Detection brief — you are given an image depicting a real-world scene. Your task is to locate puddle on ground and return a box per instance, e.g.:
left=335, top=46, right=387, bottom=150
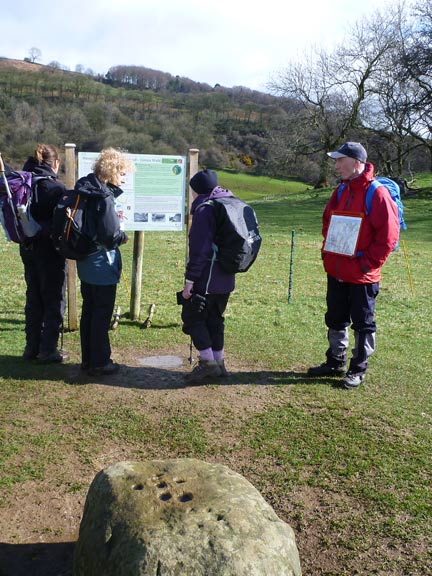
left=138, top=355, right=184, bottom=368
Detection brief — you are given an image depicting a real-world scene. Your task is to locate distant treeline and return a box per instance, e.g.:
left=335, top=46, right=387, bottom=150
left=0, top=61, right=288, bottom=178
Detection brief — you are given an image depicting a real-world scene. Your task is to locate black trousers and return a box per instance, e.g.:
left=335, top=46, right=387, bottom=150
left=324, top=275, right=379, bottom=374
left=80, top=282, right=116, bottom=369
left=20, top=242, right=66, bottom=355
left=181, top=293, right=230, bottom=352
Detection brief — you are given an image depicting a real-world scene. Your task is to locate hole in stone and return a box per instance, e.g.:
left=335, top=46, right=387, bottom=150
left=159, top=492, right=172, bottom=501
left=157, top=481, right=168, bottom=489
left=178, top=492, right=193, bottom=503
left=132, top=483, right=144, bottom=491
left=174, top=478, right=186, bottom=484
left=217, top=514, right=224, bottom=521
left=198, top=523, right=204, bottom=529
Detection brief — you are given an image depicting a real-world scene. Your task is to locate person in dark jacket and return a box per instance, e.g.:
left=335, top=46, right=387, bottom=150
left=180, top=169, right=235, bottom=384
left=76, top=148, right=133, bottom=377
left=308, top=142, right=399, bottom=389
left=20, top=144, right=68, bottom=363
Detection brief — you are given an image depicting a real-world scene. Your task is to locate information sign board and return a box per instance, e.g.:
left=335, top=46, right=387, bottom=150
left=78, top=152, right=186, bottom=231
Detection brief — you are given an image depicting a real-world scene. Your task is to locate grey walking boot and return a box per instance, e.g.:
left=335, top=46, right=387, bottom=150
left=185, top=359, right=222, bottom=384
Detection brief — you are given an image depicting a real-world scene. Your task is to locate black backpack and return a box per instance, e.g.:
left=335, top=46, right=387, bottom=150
left=52, top=190, right=98, bottom=260
left=204, top=196, right=262, bottom=273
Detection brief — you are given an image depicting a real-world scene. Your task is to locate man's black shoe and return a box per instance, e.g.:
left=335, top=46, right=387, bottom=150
left=22, top=347, right=38, bottom=361
left=37, top=349, right=69, bottom=364
left=307, top=362, right=346, bottom=377
left=88, top=361, right=120, bottom=377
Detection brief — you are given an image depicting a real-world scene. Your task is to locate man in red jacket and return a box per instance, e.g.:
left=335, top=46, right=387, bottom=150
left=308, top=142, right=399, bottom=389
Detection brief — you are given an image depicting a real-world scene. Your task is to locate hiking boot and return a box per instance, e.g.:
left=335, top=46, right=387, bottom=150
left=217, top=360, right=230, bottom=378
left=307, top=362, right=346, bottom=377
left=37, top=349, right=69, bottom=364
left=88, top=361, right=120, bottom=377
left=339, top=371, right=365, bottom=390
left=185, top=359, right=222, bottom=384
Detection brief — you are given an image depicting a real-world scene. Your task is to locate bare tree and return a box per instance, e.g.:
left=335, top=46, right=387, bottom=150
left=269, top=7, right=404, bottom=186
left=358, top=1, right=432, bottom=172
left=398, top=0, right=432, bottom=167
left=28, top=47, right=42, bottom=63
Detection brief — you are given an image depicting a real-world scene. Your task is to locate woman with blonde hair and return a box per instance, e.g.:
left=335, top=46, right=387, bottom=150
left=20, top=143, right=68, bottom=363
left=75, top=148, right=134, bottom=376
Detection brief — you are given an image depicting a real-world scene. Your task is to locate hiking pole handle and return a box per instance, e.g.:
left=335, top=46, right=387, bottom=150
left=0, top=153, right=13, bottom=200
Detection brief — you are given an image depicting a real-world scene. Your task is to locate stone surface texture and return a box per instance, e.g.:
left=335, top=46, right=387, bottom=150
left=73, top=459, right=302, bottom=576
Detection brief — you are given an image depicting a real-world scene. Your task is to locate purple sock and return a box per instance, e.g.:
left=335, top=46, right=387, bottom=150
left=213, top=349, right=223, bottom=362
left=199, top=348, right=214, bottom=361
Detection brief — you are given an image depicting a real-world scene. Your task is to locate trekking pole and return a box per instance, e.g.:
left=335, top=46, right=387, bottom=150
left=401, top=239, right=414, bottom=296
left=142, top=303, right=156, bottom=328
left=0, top=153, right=20, bottom=237
left=59, top=321, right=66, bottom=354
left=111, top=305, right=121, bottom=330
left=121, top=268, right=131, bottom=299
left=288, top=230, right=295, bottom=303
left=0, top=153, right=8, bottom=179
left=188, top=337, right=194, bottom=365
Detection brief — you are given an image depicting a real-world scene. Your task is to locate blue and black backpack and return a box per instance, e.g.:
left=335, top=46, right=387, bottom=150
left=337, top=176, right=407, bottom=250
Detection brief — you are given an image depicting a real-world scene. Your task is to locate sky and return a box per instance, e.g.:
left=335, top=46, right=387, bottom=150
left=1, top=0, right=398, bottom=92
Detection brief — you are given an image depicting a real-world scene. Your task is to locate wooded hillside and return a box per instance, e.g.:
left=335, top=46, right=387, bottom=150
left=1, top=0, right=431, bottom=190
left=0, top=58, right=285, bottom=177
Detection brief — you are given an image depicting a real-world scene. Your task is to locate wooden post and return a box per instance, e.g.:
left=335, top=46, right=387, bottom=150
left=187, top=149, right=199, bottom=234
left=185, top=148, right=200, bottom=266
left=64, top=143, right=78, bottom=331
left=130, top=231, right=145, bottom=320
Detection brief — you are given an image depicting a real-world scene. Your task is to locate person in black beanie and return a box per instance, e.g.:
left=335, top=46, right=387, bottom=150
left=180, top=169, right=235, bottom=384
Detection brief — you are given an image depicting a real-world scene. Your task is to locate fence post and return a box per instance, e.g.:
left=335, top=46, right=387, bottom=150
left=130, top=231, right=145, bottom=320
left=64, top=143, right=78, bottom=331
left=288, top=230, right=295, bottom=304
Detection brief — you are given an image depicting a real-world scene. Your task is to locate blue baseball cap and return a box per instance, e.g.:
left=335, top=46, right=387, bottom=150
left=327, top=142, right=367, bottom=163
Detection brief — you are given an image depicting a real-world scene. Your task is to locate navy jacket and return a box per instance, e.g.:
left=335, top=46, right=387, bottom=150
left=186, top=187, right=235, bottom=295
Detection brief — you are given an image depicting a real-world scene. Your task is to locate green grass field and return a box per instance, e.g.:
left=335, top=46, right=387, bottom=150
left=0, top=171, right=431, bottom=575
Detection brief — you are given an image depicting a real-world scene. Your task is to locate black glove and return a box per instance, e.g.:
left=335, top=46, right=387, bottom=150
left=176, top=291, right=207, bottom=313
left=190, top=293, right=207, bottom=313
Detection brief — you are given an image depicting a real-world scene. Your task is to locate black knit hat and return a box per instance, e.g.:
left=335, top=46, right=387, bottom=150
left=189, top=169, right=218, bottom=195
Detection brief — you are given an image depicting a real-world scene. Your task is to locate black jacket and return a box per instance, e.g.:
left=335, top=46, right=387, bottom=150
left=74, top=173, right=126, bottom=250
left=22, top=157, right=67, bottom=227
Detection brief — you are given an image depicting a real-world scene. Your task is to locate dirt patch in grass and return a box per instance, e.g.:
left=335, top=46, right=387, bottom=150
left=0, top=346, right=429, bottom=576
